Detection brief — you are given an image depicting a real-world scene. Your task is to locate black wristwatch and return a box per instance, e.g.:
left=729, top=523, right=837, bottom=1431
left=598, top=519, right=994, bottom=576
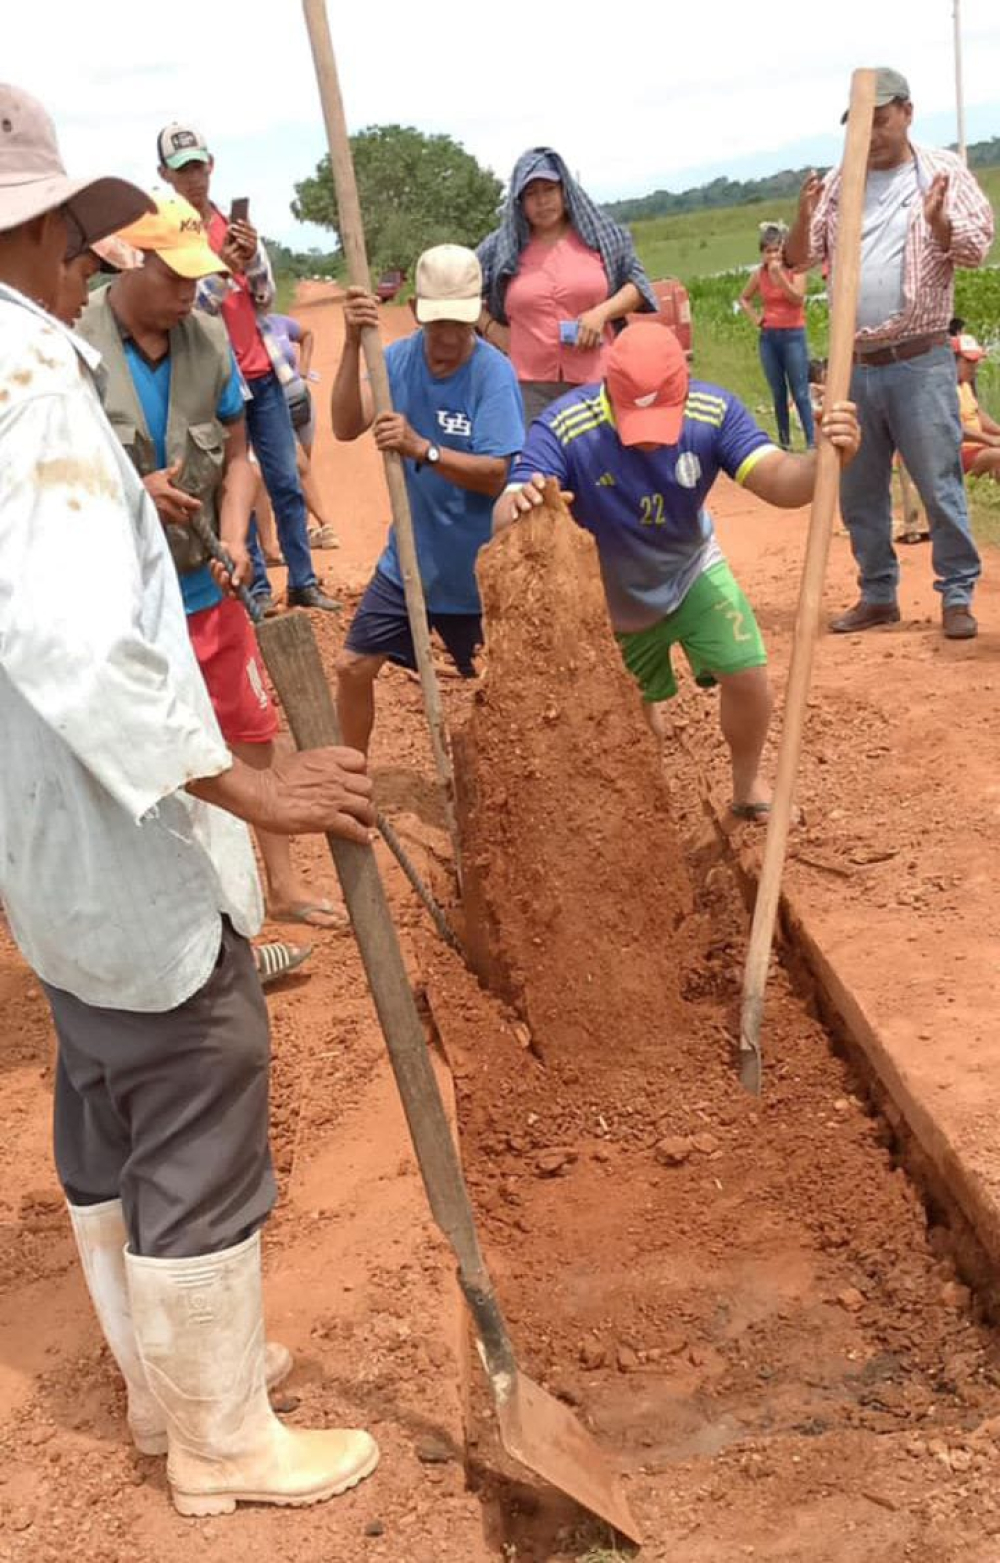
left=422, top=442, right=441, bottom=468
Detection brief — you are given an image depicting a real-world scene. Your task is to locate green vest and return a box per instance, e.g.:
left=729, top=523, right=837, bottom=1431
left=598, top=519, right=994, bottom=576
left=78, top=285, right=237, bottom=574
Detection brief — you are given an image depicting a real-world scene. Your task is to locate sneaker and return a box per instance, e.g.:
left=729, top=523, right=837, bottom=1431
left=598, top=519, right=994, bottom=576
left=829, top=600, right=900, bottom=634
left=942, top=604, right=978, bottom=640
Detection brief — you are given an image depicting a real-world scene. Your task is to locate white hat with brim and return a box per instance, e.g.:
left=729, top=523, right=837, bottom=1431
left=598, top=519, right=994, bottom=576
left=414, top=243, right=483, bottom=325
left=0, top=172, right=152, bottom=242
left=0, top=84, right=152, bottom=241
left=415, top=293, right=481, bottom=325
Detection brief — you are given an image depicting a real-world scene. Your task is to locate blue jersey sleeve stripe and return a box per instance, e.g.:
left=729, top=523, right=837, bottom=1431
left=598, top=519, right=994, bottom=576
left=734, top=443, right=780, bottom=485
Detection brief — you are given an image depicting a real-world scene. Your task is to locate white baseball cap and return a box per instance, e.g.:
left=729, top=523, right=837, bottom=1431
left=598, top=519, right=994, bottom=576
left=414, top=244, right=482, bottom=325
left=0, top=83, right=151, bottom=240
left=157, top=123, right=210, bottom=171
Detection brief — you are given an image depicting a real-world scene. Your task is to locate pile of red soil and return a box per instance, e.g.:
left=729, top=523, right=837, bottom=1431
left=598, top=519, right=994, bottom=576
left=453, top=487, right=694, bottom=1064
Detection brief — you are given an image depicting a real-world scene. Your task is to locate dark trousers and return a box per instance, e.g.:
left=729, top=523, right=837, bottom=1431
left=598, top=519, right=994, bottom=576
left=45, top=920, right=275, bottom=1259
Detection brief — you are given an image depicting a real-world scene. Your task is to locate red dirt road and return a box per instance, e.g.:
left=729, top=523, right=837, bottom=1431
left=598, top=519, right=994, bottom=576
left=2, top=294, right=1000, bottom=1563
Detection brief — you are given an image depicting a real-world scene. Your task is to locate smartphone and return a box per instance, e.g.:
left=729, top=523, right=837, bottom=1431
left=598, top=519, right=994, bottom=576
left=229, top=197, right=250, bottom=225
left=559, top=320, right=580, bottom=346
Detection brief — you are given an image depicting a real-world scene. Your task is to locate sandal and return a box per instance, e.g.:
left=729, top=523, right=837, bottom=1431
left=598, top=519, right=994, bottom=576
left=308, top=523, right=341, bottom=549
left=254, top=941, right=313, bottom=986
left=729, top=801, right=772, bottom=822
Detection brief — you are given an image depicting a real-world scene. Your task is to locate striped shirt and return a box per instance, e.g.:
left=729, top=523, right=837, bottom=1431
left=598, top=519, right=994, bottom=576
left=510, top=380, right=775, bottom=631
left=805, top=144, right=994, bottom=346
left=0, top=284, right=262, bottom=1012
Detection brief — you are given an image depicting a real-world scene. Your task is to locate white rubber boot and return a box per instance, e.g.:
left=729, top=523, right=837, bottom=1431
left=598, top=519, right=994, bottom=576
left=68, top=1201, right=293, bottom=1457
left=68, top=1199, right=170, bottom=1455
left=126, top=1230, right=378, bottom=1516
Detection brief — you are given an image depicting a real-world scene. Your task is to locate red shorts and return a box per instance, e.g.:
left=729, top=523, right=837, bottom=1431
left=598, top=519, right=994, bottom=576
left=961, top=442, right=982, bottom=475
left=188, top=596, right=278, bottom=746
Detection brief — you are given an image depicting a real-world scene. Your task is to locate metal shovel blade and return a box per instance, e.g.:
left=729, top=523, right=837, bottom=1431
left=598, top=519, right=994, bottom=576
left=494, top=1369, right=642, bottom=1545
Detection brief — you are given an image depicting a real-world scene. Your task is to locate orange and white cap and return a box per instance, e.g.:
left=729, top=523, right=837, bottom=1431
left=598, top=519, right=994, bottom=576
left=605, top=325, right=689, bottom=447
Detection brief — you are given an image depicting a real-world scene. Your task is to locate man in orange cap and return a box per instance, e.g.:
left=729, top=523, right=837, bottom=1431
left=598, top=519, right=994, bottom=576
left=494, top=325, right=860, bottom=821
left=76, top=190, right=347, bottom=933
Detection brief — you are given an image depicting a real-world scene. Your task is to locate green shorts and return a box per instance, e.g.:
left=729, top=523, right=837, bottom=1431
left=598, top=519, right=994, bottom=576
left=616, top=561, right=766, bottom=703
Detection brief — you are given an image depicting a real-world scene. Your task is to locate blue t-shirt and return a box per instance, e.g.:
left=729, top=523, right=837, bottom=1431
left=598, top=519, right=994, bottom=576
left=510, top=380, right=776, bottom=632
left=123, top=341, right=245, bottom=616
left=377, top=334, right=524, bottom=614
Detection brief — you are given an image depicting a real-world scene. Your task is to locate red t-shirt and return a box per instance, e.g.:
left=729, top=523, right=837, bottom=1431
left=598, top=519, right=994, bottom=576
left=208, top=210, right=271, bottom=379
left=758, top=264, right=806, bottom=330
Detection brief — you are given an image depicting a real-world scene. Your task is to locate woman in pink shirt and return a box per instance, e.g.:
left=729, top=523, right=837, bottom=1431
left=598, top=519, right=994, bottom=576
left=738, top=223, right=815, bottom=449
left=477, top=148, right=658, bottom=423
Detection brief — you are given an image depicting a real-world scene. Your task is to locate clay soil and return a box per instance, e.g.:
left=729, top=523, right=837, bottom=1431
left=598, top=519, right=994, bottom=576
left=3, top=294, right=1000, bottom=1563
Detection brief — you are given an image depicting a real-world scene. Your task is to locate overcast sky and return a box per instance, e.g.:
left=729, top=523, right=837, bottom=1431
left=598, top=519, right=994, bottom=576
left=6, top=0, right=1000, bottom=249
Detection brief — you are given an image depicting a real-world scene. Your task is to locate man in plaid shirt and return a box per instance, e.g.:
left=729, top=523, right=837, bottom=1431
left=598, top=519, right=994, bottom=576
left=786, top=68, right=994, bottom=640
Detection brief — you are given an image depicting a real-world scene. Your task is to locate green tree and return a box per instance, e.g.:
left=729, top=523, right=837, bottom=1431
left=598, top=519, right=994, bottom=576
left=292, top=124, right=502, bottom=276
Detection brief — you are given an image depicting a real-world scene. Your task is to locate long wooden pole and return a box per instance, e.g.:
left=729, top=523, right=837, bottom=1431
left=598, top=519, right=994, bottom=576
left=738, top=67, right=876, bottom=1094
left=301, top=0, right=461, bottom=878
left=953, top=0, right=967, bottom=163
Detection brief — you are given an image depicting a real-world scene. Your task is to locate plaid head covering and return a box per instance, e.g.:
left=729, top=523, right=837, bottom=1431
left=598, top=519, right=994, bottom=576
left=476, top=146, right=657, bottom=326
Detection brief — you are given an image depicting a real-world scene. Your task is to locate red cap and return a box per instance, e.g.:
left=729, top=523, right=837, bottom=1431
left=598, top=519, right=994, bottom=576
left=606, top=325, right=689, bottom=447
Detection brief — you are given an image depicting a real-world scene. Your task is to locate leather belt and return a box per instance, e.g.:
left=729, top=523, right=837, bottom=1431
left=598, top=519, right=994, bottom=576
left=853, top=331, right=948, bottom=367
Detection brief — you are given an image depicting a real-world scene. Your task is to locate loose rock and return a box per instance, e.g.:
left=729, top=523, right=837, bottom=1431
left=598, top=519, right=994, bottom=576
left=655, top=1136, right=692, bottom=1167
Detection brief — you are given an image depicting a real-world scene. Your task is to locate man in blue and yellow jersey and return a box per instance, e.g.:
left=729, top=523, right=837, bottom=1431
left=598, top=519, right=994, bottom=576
left=494, top=325, right=860, bottom=821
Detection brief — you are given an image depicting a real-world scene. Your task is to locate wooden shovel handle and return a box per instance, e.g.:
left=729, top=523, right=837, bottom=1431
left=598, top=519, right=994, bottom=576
left=739, top=68, right=877, bottom=1091
left=300, top=0, right=461, bottom=876
left=255, top=611, right=515, bottom=1379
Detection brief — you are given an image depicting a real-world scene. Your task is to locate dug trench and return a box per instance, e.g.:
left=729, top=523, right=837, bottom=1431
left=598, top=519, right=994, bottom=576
left=421, top=487, right=1000, bottom=1562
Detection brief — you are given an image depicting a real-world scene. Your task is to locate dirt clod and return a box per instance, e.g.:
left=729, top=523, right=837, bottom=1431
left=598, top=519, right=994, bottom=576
left=579, top=1339, right=606, bottom=1370
left=415, top=1436, right=453, bottom=1465
left=655, top=1136, right=693, bottom=1167
left=940, top=1280, right=972, bottom=1310
left=616, top=1344, right=641, bottom=1374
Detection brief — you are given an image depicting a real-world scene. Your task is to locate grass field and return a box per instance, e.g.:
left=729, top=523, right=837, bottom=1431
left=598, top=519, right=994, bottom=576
left=631, top=166, right=1000, bottom=541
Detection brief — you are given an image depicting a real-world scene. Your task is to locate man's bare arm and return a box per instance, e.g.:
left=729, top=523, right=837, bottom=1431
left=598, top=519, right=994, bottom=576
left=188, top=746, right=375, bottom=843
left=741, top=401, right=860, bottom=509
left=331, top=287, right=377, bottom=440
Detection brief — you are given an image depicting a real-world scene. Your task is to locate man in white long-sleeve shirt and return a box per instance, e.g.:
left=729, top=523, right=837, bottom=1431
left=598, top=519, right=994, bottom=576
left=0, top=86, right=378, bottom=1516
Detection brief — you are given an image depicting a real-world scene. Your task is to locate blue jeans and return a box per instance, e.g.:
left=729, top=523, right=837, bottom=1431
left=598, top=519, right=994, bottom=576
left=758, top=327, right=815, bottom=448
left=840, top=345, right=980, bottom=607
left=244, top=371, right=316, bottom=596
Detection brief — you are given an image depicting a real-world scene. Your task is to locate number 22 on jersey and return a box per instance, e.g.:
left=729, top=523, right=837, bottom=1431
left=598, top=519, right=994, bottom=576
left=638, top=492, right=665, bottom=526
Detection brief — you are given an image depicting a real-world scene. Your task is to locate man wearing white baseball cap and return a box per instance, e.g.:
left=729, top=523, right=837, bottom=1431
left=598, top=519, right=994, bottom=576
left=0, top=85, right=379, bottom=1514
left=332, top=243, right=524, bottom=751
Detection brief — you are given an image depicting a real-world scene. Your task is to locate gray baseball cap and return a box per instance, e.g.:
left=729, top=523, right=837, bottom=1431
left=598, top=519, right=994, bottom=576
left=0, top=83, right=151, bottom=239
left=841, top=67, right=911, bottom=123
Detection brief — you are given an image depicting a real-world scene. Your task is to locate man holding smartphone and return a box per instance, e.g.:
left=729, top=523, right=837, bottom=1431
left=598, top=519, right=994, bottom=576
left=156, top=123, right=337, bottom=614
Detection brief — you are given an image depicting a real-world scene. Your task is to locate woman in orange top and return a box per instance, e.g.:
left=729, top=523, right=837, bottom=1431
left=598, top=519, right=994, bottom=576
left=477, top=147, right=658, bottom=423
left=954, top=333, right=1000, bottom=480
left=739, top=223, right=814, bottom=449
